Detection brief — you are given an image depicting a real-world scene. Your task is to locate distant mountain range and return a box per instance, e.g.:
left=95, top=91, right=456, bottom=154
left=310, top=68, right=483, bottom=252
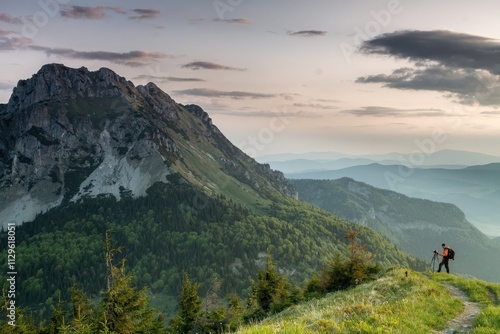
left=257, top=149, right=500, bottom=173
left=291, top=177, right=500, bottom=282
left=285, top=163, right=500, bottom=238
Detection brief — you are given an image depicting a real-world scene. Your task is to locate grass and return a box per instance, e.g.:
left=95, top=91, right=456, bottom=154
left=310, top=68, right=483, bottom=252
left=430, top=273, right=500, bottom=333
left=235, top=269, right=464, bottom=333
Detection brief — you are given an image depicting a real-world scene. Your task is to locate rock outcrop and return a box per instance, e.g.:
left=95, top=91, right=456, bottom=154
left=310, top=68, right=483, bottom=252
left=0, top=64, right=295, bottom=226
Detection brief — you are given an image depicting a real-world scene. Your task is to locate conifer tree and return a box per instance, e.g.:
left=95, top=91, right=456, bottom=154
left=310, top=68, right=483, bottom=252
left=306, top=228, right=381, bottom=294
left=226, top=292, right=244, bottom=331
left=199, top=275, right=226, bottom=333
left=66, top=285, right=96, bottom=333
left=245, top=251, right=290, bottom=321
left=97, top=231, right=164, bottom=334
left=169, top=272, right=202, bottom=334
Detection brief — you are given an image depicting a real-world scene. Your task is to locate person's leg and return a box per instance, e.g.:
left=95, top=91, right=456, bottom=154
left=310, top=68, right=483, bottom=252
left=438, top=259, right=444, bottom=272
left=444, top=259, right=449, bottom=273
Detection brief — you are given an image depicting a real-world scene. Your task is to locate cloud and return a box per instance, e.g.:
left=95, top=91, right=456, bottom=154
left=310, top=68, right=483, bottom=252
left=174, top=88, right=275, bottom=99
left=132, top=74, right=205, bottom=83
left=0, top=13, right=22, bottom=24
left=30, top=45, right=166, bottom=66
left=60, top=6, right=159, bottom=20
left=288, top=30, right=327, bottom=37
left=60, top=6, right=126, bottom=20
left=0, top=81, right=14, bottom=90
left=213, top=18, right=252, bottom=24
left=358, top=30, right=500, bottom=106
left=129, top=9, right=160, bottom=20
left=357, top=65, right=500, bottom=106
left=0, top=35, right=32, bottom=50
left=293, top=103, right=338, bottom=110
left=360, top=30, right=500, bottom=74
left=480, top=110, right=500, bottom=116
left=342, top=106, right=447, bottom=117
left=0, top=29, right=17, bottom=37
left=182, top=61, right=245, bottom=71
left=216, top=110, right=315, bottom=118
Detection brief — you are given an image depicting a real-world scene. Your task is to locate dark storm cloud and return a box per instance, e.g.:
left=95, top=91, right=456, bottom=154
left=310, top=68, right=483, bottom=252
left=358, top=30, right=500, bottom=106
left=360, top=30, right=500, bottom=74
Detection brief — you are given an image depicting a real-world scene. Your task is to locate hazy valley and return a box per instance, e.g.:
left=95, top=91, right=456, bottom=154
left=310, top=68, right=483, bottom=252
left=260, top=152, right=500, bottom=238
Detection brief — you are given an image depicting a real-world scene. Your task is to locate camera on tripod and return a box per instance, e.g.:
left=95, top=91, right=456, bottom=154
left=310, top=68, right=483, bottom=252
left=433, top=249, right=438, bottom=254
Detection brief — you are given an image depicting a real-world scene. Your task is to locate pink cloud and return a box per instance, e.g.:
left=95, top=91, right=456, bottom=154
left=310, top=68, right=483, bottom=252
left=60, top=6, right=126, bottom=20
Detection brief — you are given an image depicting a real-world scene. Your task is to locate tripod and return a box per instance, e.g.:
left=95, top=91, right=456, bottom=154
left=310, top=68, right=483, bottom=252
left=430, top=251, right=439, bottom=272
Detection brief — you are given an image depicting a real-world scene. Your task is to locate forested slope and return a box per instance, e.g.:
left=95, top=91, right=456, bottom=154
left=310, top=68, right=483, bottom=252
left=0, top=176, right=424, bottom=315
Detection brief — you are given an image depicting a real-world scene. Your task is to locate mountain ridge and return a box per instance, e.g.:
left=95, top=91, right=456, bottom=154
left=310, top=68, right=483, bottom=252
left=258, top=149, right=500, bottom=166
left=0, top=63, right=295, bottom=227
left=287, top=162, right=500, bottom=237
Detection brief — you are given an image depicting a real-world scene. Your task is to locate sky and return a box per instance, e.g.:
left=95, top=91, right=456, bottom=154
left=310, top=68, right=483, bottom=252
left=1, top=0, right=500, bottom=159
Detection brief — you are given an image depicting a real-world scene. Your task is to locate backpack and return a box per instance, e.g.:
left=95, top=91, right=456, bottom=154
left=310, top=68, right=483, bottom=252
left=447, top=247, right=455, bottom=260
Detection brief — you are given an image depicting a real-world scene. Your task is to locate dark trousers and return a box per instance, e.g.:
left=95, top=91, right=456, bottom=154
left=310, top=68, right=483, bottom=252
left=438, top=257, right=449, bottom=273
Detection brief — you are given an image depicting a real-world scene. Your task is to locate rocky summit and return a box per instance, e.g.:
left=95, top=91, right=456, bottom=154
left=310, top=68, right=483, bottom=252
left=0, top=64, right=295, bottom=226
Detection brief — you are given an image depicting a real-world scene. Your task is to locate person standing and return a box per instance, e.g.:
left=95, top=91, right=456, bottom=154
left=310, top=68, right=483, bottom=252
left=437, top=243, right=451, bottom=273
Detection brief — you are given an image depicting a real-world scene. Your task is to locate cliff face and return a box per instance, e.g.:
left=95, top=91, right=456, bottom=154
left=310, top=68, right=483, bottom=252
left=0, top=64, right=295, bottom=226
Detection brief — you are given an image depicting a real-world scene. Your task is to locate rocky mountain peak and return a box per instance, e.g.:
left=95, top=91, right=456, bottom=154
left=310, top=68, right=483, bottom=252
left=6, top=63, right=134, bottom=114
left=1, top=63, right=295, bottom=227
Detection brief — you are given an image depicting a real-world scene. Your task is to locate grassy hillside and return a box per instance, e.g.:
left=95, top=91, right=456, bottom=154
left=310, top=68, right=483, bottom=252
left=236, top=268, right=500, bottom=333
left=291, top=178, right=500, bottom=283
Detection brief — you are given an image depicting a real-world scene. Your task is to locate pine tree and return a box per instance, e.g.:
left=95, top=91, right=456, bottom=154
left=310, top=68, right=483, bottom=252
left=97, top=231, right=164, bottom=334
left=67, top=285, right=95, bottom=333
left=199, top=275, right=226, bottom=333
left=169, top=273, right=202, bottom=334
left=311, top=229, right=381, bottom=293
left=226, top=292, right=244, bottom=332
left=245, top=251, right=290, bottom=321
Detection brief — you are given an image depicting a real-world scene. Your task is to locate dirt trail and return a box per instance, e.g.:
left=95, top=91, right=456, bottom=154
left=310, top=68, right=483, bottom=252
left=437, top=284, right=481, bottom=334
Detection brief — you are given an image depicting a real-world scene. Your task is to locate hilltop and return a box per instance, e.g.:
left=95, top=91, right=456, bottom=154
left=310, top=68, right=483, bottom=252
left=236, top=268, right=500, bottom=333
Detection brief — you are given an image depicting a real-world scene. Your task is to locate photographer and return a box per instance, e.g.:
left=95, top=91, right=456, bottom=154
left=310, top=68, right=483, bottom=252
left=435, top=243, right=451, bottom=273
